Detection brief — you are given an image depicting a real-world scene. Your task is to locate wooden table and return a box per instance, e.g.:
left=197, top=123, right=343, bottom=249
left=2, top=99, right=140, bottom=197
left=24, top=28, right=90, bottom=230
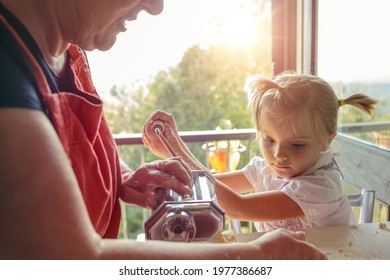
left=236, top=222, right=390, bottom=260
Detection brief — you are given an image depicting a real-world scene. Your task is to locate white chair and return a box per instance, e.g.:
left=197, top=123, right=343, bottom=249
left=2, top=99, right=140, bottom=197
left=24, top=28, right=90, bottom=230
left=347, top=188, right=375, bottom=224
left=230, top=219, right=242, bottom=234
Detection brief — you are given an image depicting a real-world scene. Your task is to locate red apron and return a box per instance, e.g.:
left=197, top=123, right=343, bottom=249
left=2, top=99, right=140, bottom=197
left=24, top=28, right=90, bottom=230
left=1, top=15, right=122, bottom=238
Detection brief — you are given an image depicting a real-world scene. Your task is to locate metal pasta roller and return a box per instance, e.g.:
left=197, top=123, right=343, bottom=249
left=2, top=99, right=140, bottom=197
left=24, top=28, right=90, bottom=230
left=145, top=170, right=225, bottom=242
left=144, top=121, right=225, bottom=242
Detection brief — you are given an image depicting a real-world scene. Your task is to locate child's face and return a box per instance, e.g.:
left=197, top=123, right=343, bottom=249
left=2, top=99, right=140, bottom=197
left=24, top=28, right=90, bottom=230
left=260, top=112, right=327, bottom=179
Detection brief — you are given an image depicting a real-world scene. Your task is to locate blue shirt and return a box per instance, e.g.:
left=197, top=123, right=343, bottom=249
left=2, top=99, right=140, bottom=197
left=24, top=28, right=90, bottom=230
left=0, top=3, right=81, bottom=113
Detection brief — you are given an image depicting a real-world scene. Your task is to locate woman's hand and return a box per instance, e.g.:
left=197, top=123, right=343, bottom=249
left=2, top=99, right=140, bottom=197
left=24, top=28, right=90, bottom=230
left=248, top=229, right=327, bottom=260
left=120, top=157, right=193, bottom=209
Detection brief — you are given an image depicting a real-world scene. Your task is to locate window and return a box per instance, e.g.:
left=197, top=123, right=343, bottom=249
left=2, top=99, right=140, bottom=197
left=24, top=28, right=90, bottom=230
left=317, top=0, right=390, bottom=149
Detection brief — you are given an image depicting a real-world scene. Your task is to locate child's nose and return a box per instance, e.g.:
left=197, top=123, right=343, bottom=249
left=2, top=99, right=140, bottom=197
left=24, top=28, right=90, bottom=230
left=274, top=145, right=288, bottom=160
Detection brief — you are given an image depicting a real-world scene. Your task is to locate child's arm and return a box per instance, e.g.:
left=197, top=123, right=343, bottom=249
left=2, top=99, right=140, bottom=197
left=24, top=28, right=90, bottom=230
left=214, top=170, right=254, bottom=194
left=215, top=181, right=304, bottom=221
left=143, top=110, right=304, bottom=222
left=143, top=111, right=254, bottom=194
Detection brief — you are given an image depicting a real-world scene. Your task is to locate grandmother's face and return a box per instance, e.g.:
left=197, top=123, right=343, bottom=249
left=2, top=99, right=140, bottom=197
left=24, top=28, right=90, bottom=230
left=75, top=0, right=164, bottom=51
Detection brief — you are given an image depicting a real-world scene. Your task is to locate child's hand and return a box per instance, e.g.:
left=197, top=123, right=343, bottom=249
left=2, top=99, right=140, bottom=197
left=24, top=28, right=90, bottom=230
left=147, top=110, right=179, bottom=133
left=142, top=110, right=182, bottom=159
left=143, top=110, right=208, bottom=171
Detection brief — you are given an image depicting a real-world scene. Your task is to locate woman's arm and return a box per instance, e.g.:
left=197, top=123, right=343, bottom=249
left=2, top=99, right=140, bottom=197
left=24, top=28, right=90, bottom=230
left=0, top=108, right=98, bottom=258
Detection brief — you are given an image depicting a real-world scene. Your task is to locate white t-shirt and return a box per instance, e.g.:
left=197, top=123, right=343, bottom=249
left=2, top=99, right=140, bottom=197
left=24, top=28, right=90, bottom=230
left=242, top=150, right=353, bottom=232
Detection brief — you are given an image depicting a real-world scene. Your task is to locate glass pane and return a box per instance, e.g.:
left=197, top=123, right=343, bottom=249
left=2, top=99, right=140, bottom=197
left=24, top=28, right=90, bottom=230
left=87, top=0, right=272, bottom=134
left=317, top=0, right=390, bottom=149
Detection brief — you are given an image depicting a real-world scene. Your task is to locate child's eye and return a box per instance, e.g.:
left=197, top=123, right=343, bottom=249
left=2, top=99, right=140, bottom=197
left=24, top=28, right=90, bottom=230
left=263, top=136, right=274, bottom=143
left=292, top=143, right=305, bottom=148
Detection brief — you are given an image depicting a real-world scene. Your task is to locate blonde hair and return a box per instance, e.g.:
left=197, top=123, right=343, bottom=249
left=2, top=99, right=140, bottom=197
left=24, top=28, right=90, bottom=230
left=246, top=72, right=377, bottom=147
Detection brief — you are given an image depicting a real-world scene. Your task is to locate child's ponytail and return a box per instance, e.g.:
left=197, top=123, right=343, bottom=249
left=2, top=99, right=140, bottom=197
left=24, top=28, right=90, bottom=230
left=339, top=93, right=377, bottom=115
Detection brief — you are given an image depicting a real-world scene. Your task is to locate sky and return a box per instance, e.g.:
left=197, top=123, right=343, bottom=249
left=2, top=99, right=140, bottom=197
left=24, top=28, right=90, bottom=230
left=87, top=0, right=390, bottom=95
left=317, top=0, right=390, bottom=83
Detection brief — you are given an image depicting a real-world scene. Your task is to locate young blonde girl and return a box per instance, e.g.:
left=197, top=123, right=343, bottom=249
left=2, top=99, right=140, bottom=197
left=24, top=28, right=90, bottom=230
left=143, top=72, right=377, bottom=231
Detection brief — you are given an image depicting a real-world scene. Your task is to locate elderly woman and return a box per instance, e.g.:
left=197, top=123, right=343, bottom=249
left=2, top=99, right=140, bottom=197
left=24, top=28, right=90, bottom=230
left=0, top=0, right=326, bottom=260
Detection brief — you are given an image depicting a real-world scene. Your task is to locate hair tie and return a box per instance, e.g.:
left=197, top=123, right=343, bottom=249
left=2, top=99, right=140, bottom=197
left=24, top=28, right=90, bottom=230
left=339, top=99, right=346, bottom=107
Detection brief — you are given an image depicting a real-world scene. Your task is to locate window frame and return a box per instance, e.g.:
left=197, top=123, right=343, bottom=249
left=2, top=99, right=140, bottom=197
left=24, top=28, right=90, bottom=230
left=271, top=0, right=318, bottom=75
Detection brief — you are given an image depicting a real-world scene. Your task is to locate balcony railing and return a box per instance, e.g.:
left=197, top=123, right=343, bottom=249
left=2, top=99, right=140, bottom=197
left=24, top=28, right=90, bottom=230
left=114, top=122, right=390, bottom=238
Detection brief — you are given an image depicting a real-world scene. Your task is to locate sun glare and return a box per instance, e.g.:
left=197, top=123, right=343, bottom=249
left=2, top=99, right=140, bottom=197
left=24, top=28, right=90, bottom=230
left=218, top=13, right=257, bottom=47
left=212, top=0, right=267, bottom=48
left=218, top=5, right=256, bottom=47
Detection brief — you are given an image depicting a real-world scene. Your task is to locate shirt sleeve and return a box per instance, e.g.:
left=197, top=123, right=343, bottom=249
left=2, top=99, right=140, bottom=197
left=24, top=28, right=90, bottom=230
left=280, top=173, right=351, bottom=227
left=241, top=156, right=269, bottom=192
left=0, top=25, right=43, bottom=110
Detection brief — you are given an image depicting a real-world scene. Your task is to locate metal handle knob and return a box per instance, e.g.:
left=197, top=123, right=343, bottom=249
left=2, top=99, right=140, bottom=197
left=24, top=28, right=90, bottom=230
left=151, top=120, right=165, bottom=134
left=151, top=121, right=177, bottom=157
